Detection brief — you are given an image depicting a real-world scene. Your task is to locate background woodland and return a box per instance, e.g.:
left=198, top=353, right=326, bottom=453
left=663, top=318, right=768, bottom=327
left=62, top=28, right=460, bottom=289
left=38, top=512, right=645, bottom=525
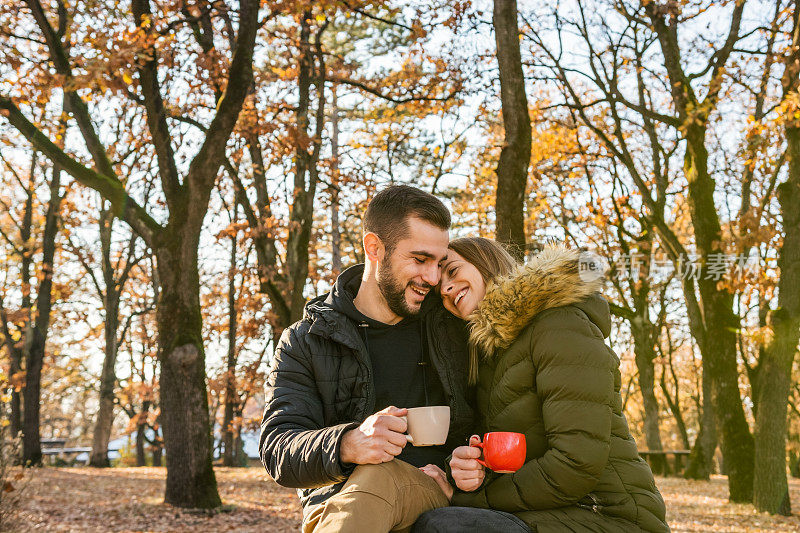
left=0, top=0, right=799, bottom=520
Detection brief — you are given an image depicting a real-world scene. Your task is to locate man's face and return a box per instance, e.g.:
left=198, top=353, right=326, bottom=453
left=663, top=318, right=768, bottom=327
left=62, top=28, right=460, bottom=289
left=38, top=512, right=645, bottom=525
left=377, top=217, right=449, bottom=318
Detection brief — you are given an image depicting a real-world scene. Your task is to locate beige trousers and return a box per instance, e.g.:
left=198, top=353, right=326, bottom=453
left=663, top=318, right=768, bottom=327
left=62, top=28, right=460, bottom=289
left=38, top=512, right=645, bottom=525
left=303, top=459, right=450, bottom=533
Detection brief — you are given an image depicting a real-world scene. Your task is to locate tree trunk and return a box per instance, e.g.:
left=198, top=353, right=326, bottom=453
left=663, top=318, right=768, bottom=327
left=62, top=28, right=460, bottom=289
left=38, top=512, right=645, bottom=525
left=155, top=231, right=220, bottom=508
left=286, top=12, right=324, bottom=325
left=222, top=224, right=238, bottom=468
left=791, top=450, right=800, bottom=478
left=10, top=152, right=36, bottom=439
left=22, top=160, right=62, bottom=466
left=90, top=305, right=118, bottom=467
left=685, top=363, right=717, bottom=479
left=152, top=412, right=163, bottom=467
left=631, top=318, right=666, bottom=475
left=682, top=123, right=754, bottom=502
left=152, top=441, right=163, bottom=467
left=660, top=359, right=691, bottom=450
left=330, top=84, right=342, bottom=275
left=753, top=8, right=800, bottom=512
left=492, top=0, right=531, bottom=260
left=136, top=400, right=151, bottom=467
left=90, top=210, right=120, bottom=467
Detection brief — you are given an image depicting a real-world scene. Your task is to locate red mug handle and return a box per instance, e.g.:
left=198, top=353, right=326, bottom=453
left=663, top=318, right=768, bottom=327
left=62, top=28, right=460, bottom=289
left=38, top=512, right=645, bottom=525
left=470, top=440, right=488, bottom=468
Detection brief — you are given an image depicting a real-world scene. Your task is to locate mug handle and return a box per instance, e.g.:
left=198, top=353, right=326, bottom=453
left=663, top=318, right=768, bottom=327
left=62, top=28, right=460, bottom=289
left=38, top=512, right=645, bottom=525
left=470, top=440, right=488, bottom=468
left=400, top=415, right=413, bottom=443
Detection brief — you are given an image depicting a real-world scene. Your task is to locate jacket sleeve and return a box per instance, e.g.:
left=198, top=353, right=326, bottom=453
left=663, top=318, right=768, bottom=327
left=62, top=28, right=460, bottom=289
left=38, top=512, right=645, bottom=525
left=452, top=308, right=613, bottom=511
left=260, top=325, right=359, bottom=489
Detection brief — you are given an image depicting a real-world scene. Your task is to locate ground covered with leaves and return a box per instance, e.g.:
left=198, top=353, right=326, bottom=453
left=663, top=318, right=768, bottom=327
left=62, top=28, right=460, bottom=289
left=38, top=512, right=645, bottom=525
left=8, top=467, right=800, bottom=532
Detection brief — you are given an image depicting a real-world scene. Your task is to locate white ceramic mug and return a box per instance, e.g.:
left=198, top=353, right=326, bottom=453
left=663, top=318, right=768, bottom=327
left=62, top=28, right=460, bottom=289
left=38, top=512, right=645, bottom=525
left=402, top=406, right=450, bottom=446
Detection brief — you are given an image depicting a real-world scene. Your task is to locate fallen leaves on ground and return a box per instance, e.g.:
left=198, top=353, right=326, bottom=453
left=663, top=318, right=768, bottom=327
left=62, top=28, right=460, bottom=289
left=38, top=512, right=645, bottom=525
left=14, top=467, right=300, bottom=532
left=658, top=475, right=800, bottom=532
left=8, top=468, right=800, bottom=532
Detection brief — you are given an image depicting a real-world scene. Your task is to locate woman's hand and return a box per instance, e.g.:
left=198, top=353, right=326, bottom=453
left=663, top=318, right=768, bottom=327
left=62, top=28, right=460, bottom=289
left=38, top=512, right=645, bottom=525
left=420, top=464, right=454, bottom=501
left=450, top=435, right=485, bottom=492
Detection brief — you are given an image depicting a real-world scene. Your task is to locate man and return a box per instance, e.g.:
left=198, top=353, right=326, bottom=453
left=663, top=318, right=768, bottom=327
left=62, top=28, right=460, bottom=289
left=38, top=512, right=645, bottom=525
left=260, top=185, right=475, bottom=532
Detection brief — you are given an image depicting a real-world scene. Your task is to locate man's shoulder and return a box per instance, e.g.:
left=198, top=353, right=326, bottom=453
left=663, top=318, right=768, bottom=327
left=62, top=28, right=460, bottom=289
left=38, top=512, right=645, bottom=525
left=278, top=297, right=357, bottom=347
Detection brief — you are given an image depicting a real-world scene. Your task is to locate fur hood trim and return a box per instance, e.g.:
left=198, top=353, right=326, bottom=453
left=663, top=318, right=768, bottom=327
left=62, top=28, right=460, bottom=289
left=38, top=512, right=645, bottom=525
left=468, top=247, right=603, bottom=355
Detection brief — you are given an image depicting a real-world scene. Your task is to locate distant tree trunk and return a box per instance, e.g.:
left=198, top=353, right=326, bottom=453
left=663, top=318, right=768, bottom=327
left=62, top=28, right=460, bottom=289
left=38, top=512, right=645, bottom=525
left=659, top=356, right=691, bottom=450
left=90, top=208, right=120, bottom=467
left=11, top=152, right=36, bottom=439
left=152, top=441, right=163, bottom=467
left=232, top=405, right=246, bottom=467
left=22, top=158, right=62, bottom=466
left=330, top=84, right=342, bottom=275
left=685, top=364, right=717, bottom=479
left=222, top=218, right=239, bottom=468
left=286, top=12, right=325, bottom=325
left=753, top=5, right=800, bottom=514
left=136, top=400, right=151, bottom=467
left=492, top=0, right=531, bottom=260
left=631, top=317, right=666, bottom=475
left=152, top=413, right=163, bottom=467
left=0, top=297, right=23, bottom=442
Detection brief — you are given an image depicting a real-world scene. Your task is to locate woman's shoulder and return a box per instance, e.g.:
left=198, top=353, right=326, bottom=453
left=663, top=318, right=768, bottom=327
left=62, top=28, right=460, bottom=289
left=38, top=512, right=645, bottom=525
left=469, top=247, right=605, bottom=355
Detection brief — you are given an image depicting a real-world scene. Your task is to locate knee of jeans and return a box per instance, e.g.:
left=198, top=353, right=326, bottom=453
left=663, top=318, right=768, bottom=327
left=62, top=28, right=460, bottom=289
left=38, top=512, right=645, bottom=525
left=411, top=508, right=450, bottom=532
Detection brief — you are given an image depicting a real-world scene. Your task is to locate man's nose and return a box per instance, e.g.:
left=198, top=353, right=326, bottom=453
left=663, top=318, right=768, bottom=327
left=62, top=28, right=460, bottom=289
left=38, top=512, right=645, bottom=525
left=422, top=263, right=440, bottom=285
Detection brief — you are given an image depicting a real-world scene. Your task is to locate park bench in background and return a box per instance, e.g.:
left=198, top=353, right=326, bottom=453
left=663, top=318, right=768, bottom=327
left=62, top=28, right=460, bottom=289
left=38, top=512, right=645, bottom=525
left=638, top=449, right=691, bottom=477
left=41, top=438, right=92, bottom=465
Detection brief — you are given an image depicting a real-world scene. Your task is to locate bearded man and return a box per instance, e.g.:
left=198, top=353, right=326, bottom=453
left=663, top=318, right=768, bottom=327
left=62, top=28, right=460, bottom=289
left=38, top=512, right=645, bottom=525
left=260, top=185, right=475, bottom=532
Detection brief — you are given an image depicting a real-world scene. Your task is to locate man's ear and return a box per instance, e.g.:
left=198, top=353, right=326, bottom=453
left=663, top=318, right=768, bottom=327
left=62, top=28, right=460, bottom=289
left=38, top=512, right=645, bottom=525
left=363, top=232, right=385, bottom=263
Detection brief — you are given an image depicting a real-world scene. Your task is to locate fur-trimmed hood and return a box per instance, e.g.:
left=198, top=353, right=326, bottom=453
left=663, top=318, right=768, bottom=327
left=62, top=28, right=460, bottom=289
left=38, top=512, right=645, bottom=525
left=468, top=247, right=609, bottom=355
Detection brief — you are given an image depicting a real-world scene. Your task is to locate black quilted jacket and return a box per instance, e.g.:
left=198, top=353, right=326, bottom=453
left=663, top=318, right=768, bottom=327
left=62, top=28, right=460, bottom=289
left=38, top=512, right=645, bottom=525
left=260, top=264, right=475, bottom=514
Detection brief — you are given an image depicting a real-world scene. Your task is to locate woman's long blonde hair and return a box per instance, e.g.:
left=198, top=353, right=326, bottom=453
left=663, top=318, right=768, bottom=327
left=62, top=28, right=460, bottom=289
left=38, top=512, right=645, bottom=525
left=447, top=237, right=518, bottom=383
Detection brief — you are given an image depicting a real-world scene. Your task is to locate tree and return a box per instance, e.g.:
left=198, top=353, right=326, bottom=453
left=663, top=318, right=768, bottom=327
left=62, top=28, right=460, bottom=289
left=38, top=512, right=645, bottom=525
left=0, top=0, right=258, bottom=507
left=228, top=3, right=466, bottom=338
left=65, top=201, right=148, bottom=467
left=752, top=0, right=800, bottom=514
left=0, top=149, right=38, bottom=440
left=0, top=135, right=64, bottom=467
left=492, top=0, right=531, bottom=259
left=523, top=0, right=756, bottom=501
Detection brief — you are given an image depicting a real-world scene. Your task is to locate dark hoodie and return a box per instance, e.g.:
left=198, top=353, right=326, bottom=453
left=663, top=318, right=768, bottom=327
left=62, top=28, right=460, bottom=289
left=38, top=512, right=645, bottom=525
left=260, top=264, right=475, bottom=513
left=333, top=269, right=449, bottom=469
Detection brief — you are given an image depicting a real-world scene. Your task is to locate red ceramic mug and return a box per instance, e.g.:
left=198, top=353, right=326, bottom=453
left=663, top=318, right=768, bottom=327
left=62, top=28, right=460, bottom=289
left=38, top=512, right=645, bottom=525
left=470, top=432, right=526, bottom=473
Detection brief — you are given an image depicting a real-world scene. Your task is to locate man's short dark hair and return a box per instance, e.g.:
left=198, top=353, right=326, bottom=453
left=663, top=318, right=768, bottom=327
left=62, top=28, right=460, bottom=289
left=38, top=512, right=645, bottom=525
left=363, top=185, right=451, bottom=253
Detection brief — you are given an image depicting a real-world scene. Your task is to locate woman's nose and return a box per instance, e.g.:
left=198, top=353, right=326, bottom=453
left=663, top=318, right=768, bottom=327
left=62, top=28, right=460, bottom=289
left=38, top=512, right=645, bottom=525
left=443, top=283, right=452, bottom=294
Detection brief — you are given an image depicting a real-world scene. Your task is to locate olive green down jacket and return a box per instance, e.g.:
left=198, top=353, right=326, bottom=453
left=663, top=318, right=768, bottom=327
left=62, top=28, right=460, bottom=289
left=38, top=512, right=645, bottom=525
left=451, top=248, right=669, bottom=532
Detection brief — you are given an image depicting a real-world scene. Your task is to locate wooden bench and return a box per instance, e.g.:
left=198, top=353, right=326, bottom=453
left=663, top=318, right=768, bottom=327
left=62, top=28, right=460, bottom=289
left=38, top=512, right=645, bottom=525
left=638, top=450, right=691, bottom=476
left=42, top=446, right=93, bottom=464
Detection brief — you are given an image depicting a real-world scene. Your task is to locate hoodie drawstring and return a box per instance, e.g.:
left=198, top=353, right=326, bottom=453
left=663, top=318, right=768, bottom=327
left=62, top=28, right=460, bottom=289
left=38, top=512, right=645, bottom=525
left=419, top=320, right=429, bottom=406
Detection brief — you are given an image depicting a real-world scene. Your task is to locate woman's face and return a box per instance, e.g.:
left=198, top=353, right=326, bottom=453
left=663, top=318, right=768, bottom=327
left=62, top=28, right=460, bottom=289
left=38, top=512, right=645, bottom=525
left=440, top=250, right=486, bottom=319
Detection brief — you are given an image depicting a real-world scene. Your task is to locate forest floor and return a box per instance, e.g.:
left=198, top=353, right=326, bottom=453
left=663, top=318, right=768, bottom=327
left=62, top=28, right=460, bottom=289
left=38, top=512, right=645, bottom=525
left=6, top=467, right=800, bottom=532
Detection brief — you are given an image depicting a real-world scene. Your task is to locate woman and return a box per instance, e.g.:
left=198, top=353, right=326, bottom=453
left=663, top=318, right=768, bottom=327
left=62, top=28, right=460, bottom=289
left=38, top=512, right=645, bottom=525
left=417, top=238, right=669, bottom=532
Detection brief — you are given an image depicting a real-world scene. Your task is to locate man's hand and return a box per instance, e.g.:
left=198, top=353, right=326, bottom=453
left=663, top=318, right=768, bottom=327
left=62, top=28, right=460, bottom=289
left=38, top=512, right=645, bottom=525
left=340, top=406, right=409, bottom=465
left=420, top=464, right=454, bottom=501
left=450, top=435, right=485, bottom=492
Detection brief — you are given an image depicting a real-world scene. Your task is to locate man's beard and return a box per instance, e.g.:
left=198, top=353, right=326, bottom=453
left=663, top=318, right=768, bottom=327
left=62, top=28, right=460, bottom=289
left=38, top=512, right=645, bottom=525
left=378, top=253, right=430, bottom=318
